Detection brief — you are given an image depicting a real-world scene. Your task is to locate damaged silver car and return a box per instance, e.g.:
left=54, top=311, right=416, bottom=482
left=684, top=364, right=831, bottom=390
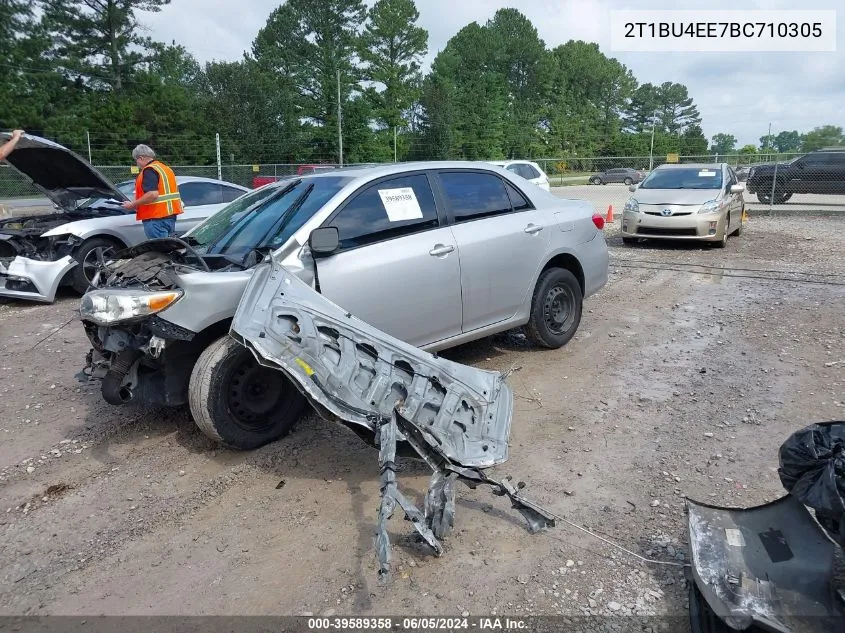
left=0, top=132, right=248, bottom=302
left=79, top=162, right=609, bottom=449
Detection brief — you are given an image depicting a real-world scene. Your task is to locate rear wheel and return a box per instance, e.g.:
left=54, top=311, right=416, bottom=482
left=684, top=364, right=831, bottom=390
left=189, top=335, right=308, bottom=450
left=525, top=268, right=583, bottom=349
left=756, top=183, right=790, bottom=205
left=623, top=177, right=633, bottom=185
left=70, top=237, right=122, bottom=294
left=590, top=176, right=603, bottom=185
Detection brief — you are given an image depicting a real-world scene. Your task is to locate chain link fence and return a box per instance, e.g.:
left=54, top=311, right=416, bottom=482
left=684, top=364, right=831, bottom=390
left=3, top=152, right=844, bottom=217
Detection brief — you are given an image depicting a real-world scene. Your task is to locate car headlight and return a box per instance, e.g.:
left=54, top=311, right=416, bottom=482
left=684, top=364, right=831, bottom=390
left=80, top=289, right=183, bottom=325
left=698, top=199, right=723, bottom=214
left=624, top=199, right=639, bottom=213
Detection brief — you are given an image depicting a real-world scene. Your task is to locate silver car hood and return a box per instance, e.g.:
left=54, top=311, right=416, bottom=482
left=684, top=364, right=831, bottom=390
left=229, top=261, right=513, bottom=468
left=633, top=187, right=722, bottom=206
left=0, top=132, right=127, bottom=209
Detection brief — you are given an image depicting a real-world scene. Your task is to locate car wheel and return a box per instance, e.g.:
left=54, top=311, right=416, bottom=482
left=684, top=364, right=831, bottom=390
left=590, top=176, right=603, bottom=185
left=756, top=184, right=789, bottom=205
left=622, top=237, right=638, bottom=245
left=624, top=177, right=633, bottom=185
left=189, top=335, right=308, bottom=450
left=525, top=268, right=583, bottom=349
left=70, top=237, right=122, bottom=294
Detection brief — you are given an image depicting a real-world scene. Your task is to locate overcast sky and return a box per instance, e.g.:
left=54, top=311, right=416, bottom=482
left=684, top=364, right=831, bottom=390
left=140, top=0, right=843, bottom=148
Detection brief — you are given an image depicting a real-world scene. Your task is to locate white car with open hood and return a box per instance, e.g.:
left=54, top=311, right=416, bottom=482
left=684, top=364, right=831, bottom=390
left=0, top=132, right=249, bottom=302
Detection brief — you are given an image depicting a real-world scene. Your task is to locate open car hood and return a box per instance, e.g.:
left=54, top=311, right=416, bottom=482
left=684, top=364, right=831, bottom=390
left=0, top=132, right=128, bottom=209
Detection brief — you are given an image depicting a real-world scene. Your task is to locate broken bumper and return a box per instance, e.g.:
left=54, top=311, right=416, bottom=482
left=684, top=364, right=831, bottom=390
left=686, top=494, right=844, bottom=632
left=0, top=255, right=76, bottom=302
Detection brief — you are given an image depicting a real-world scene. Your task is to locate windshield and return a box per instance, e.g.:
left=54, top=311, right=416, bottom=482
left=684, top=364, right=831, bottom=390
left=638, top=167, right=723, bottom=189
left=74, top=181, right=135, bottom=210
left=186, top=176, right=350, bottom=257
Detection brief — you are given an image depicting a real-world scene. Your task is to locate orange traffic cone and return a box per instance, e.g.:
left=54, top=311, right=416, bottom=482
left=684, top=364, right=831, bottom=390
left=606, top=204, right=614, bottom=222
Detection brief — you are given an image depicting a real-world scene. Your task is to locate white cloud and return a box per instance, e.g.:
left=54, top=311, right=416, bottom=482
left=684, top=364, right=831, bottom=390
left=138, top=0, right=845, bottom=148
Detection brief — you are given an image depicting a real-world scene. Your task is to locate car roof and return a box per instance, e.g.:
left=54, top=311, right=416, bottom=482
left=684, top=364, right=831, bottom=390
left=654, top=163, right=725, bottom=170
left=301, top=160, right=524, bottom=182
left=116, top=175, right=249, bottom=189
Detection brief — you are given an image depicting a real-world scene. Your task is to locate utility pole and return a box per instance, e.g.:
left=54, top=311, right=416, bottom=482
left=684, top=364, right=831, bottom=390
left=394, top=127, right=397, bottom=163
left=649, top=111, right=657, bottom=171
left=86, top=131, right=92, bottom=163
left=337, top=69, right=343, bottom=167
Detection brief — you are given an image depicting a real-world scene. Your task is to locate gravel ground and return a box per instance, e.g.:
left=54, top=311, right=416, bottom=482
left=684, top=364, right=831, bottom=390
left=0, top=215, right=843, bottom=622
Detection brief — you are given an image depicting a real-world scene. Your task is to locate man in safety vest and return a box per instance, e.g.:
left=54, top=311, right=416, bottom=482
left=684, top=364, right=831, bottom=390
left=121, top=144, right=184, bottom=239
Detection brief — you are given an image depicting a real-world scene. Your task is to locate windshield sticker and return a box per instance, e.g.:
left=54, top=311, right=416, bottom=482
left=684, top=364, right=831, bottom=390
left=698, top=170, right=717, bottom=177
left=378, top=187, right=423, bottom=221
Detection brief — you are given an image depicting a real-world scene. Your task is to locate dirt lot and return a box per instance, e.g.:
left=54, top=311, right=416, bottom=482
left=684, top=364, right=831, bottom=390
left=1, top=215, right=843, bottom=621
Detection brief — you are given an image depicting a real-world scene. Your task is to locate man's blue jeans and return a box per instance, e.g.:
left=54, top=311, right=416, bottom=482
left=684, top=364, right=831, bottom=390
left=142, top=216, right=177, bottom=239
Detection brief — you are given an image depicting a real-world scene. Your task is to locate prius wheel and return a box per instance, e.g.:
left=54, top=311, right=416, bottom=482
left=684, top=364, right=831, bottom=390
left=189, top=335, right=307, bottom=450
left=70, top=237, right=121, bottom=294
left=526, top=268, right=583, bottom=349
left=713, top=215, right=729, bottom=249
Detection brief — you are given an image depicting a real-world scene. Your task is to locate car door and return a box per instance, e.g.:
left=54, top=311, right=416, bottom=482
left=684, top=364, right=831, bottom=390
left=434, top=170, right=551, bottom=332
left=724, top=168, right=741, bottom=224
left=313, top=172, right=463, bottom=347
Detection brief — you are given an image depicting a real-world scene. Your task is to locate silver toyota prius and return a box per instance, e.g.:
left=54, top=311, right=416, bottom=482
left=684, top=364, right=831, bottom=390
left=621, top=163, right=746, bottom=248
left=78, top=161, right=609, bottom=449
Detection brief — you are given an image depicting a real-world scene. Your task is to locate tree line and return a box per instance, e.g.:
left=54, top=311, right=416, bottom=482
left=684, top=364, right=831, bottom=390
left=710, top=126, right=845, bottom=157
left=1, top=0, right=838, bottom=168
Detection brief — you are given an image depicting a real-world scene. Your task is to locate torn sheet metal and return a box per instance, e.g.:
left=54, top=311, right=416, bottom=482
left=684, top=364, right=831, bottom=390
left=230, top=261, right=555, bottom=580
left=230, top=260, right=513, bottom=468
left=686, top=495, right=844, bottom=633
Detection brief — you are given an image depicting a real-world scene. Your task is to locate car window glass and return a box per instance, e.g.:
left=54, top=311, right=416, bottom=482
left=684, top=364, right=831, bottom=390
left=522, top=164, right=540, bottom=179
left=179, top=183, right=222, bottom=206
left=638, top=167, right=723, bottom=189
left=220, top=185, right=245, bottom=203
left=330, top=173, right=439, bottom=250
left=506, top=165, right=520, bottom=174
left=440, top=172, right=512, bottom=222
left=505, top=181, right=532, bottom=211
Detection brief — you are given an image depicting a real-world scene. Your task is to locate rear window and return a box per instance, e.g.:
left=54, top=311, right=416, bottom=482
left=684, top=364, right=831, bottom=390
left=439, top=172, right=512, bottom=222
left=639, top=167, right=723, bottom=189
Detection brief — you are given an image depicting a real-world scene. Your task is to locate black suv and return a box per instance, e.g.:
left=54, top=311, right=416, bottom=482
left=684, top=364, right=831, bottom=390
left=746, top=148, right=845, bottom=204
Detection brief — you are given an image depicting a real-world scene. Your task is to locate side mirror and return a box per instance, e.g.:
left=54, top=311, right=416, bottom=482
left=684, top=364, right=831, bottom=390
left=730, top=184, right=745, bottom=194
left=308, top=226, right=339, bottom=257
left=628, top=184, right=638, bottom=192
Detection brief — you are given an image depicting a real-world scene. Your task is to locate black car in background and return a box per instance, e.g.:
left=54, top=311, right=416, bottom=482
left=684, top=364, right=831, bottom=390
left=745, top=148, right=845, bottom=204
left=589, top=167, right=645, bottom=185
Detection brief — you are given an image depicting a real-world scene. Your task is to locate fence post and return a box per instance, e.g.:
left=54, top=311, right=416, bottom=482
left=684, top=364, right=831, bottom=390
left=769, top=162, right=778, bottom=217
left=215, top=133, right=222, bottom=181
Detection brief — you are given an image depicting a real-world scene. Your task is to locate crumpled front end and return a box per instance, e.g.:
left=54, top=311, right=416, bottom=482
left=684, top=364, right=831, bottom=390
left=0, top=255, right=77, bottom=302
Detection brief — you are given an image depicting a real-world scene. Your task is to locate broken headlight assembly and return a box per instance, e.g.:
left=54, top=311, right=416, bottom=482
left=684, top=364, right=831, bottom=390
left=80, top=289, right=183, bottom=325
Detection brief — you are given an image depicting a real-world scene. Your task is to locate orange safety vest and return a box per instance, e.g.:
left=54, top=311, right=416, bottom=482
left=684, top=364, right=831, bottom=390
left=134, top=160, right=184, bottom=221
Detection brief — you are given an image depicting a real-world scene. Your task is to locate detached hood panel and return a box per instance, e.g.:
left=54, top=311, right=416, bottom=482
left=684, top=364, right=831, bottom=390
left=0, top=133, right=127, bottom=208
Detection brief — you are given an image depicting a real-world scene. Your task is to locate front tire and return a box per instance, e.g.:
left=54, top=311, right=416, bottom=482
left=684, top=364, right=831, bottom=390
left=623, top=177, right=633, bottom=185
left=70, top=237, right=122, bottom=294
left=525, top=268, right=583, bottom=349
left=590, top=176, right=603, bottom=185
left=189, top=335, right=308, bottom=450
left=713, top=214, right=729, bottom=249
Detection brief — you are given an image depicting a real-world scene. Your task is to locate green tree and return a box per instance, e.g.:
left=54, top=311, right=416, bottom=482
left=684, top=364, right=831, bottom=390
left=774, top=130, right=802, bottom=153
left=622, top=83, right=660, bottom=133
left=710, top=133, right=737, bottom=155
left=359, top=0, right=428, bottom=138
left=800, top=125, right=844, bottom=151
left=486, top=9, right=554, bottom=157
left=545, top=40, right=634, bottom=156
left=680, top=124, right=707, bottom=155
left=41, top=0, right=172, bottom=91
left=655, top=82, right=701, bottom=134
left=738, top=144, right=758, bottom=155
left=252, top=0, right=368, bottom=161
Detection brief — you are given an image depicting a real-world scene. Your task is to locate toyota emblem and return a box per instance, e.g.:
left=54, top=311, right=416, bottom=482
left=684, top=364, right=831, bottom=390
left=661, top=208, right=672, bottom=216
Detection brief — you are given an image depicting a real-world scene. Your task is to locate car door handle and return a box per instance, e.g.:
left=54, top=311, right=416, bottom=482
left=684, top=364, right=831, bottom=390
left=524, top=224, right=544, bottom=234
left=429, top=244, right=455, bottom=257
